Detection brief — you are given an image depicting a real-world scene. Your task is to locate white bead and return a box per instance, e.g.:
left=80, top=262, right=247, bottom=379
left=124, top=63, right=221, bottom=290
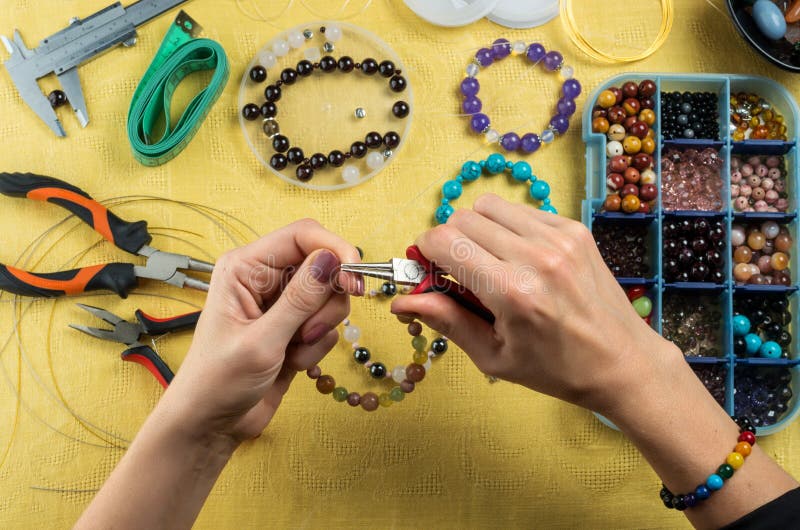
left=511, top=40, right=527, bottom=55
left=485, top=129, right=500, bottom=143
left=287, top=30, right=305, bottom=49
left=606, top=140, right=624, bottom=157
left=259, top=51, right=277, bottom=69
left=304, top=47, right=321, bottom=62
left=392, top=366, right=406, bottom=383
left=273, top=39, right=290, bottom=57
left=343, top=325, right=360, bottom=342
left=366, top=151, right=384, bottom=170
left=541, top=129, right=555, bottom=144
left=423, top=359, right=432, bottom=371
left=466, top=63, right=479, bottom=77
left=640, top=169, right=656, bottom=185
left=343, top=318, right=350, bottom=326
left=342, top=165, right=360, bottom=183
left=560, top=65, right=574, bottom=80
left=326, top=24, right=343, bottom=42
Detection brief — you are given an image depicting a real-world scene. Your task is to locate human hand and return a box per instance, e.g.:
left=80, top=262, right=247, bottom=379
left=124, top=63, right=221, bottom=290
left=391, top=194, right=681, bottom=417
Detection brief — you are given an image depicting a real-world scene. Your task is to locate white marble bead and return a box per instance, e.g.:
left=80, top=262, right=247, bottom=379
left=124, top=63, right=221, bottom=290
left=326, top=24, right=343, bottom=42
left=287, top=30, right=305, bottom=49
left=392, top=366, right=406, bottom=383
left=366, top=151, right=384, bottom=170
left=273, top=39, right=290, bottom=57
left=342, top=165, right=360, bottom=183
left=343, top=325, right=360, bottom=342
left=423, top=359, right=432, bottom=371
left=304, top=47, right=322, bottom=62
left=485, top=129, right=500, bottom=143
left=511, top=40, right=527, bottom=55
left=560, top=64, right=574, bottom=80
left=259, top=51, right=277, bottom=69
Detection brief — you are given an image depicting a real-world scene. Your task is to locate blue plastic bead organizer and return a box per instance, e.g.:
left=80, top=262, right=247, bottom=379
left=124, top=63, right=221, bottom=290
left=582, top=74, right=800, bottom=435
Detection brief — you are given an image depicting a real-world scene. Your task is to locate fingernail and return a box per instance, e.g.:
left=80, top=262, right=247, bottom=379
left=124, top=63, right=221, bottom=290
left=303, top=323, right=333, bottom=345
left=311, top=250, right=340, bottom=283
left=355, top=276, right=365, bottom=296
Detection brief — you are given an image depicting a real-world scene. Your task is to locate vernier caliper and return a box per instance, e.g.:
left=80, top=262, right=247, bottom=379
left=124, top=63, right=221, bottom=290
left=1, top=0, right=190, bottom=137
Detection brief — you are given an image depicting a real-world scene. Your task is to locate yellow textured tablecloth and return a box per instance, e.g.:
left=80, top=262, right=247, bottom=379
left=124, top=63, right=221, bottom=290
left=1, top=1, right=799, bottom=528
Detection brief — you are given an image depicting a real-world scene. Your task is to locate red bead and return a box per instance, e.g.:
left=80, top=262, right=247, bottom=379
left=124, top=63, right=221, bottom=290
left=627, top=286, right=646, bottom=301
left=609, top=87, right=623, bottom=104
left=639, top=183, right=658, bottom=202
left=606, top=173, right=624, bottom=191
left=738, top=431, right=756, bottom=446
left=638, top=201, right=651, bottom=214
left=621, top=183, right=639, bottom=197
left=644, top=315, right=652, bottom=325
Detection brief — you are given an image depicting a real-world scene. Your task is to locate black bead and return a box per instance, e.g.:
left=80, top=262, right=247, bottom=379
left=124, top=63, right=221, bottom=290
left=381, top=282, right=397, bottom=296
left=369, top=362, right=387, bottom=379
left=296, top=60, right=313, bottom=77
left=264, top=84, right=282, bottom=102
left=353, top=347, right=371, bottom=364
left=365, top=131, right=383, bottom=148
left=296, top=164, right=313, bottom=182
left=319, top=56, right=337, bottom=72
left=383, top=131, right=400, bottom=148
left=309, top=152, right=327, bottom=170
left=260, top=101, right=277, bottom=118
left=48, top=90, right=68, bottom=108
left=350, top=141, right=367, bottom=159
left=378, top=60, right=395, bottom=77
left=272, top=134, right=290, bottom=152
left=287, top=147, right=305, bottom=164
left=392, top=100, right=410, bottom=118
left=338, top=56, right=355, bottom=72
left=328, top=150, right=345, bottom=167
left=241, top=103, right=260, bottom=121
left=269, top=153, right=288, bottom=170
left=360, top=58, right=379, bottom=74
left=431, top=338, right=448, bottom=356
left=249, top=65, right=267, bottom=83
left=389, top=75, right=407, bottom=93
left=280, top=68, right=298, bottom=85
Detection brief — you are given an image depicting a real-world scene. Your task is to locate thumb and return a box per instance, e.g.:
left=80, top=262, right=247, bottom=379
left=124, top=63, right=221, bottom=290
left=258, top=249, right=341, bottom=344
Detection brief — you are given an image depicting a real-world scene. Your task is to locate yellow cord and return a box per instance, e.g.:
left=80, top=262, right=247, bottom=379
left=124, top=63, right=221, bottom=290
left=560, top=0, right=674, bottom=63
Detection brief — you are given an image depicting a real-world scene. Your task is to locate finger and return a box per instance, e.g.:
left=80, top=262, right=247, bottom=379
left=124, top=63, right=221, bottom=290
left=446, top=208, right=544, bottom=264
left=284, top=329, right=340, bottom=372
left=258, top=249, right=340, bottom=343
left=390, top=292, right=500, bottom=374
left=473, top=193, right=567, bottom=237
left=293, top=293, right=349, bottom=345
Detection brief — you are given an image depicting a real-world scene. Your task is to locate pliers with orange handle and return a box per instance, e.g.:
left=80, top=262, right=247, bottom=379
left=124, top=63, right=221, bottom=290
left=0, top=172, right=214, bottom=298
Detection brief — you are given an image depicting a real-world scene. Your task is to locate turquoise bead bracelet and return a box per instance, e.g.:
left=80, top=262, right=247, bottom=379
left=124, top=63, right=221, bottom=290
left=435, top=153, right=557, bottom=224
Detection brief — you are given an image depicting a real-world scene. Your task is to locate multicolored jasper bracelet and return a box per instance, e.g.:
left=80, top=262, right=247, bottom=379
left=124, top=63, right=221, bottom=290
left=461, top=38, right=581, bottom=154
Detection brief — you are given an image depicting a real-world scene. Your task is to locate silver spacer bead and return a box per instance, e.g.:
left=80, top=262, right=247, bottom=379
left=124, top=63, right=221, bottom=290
left=354, top=107, right=366, bottom=119
left=323, top=41, right=334, bottom=53
left=302, top=28, right=313, bottom=40
left=383, top=149, right=393, bottom=158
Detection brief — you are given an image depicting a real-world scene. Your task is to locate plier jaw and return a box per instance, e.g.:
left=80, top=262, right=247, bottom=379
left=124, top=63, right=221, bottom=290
left=134, top=245, right=214, bottom=291
left=340, top=258, right=428, bottom=286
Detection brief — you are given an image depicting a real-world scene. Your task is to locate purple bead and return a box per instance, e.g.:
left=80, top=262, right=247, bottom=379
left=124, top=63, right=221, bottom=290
left=526, top=43, right=546, bottom=63
left=460, top=77, right=480, bottom=97
left=683, top=493, right=697, bottom=508
left=470, top=113, right=490, bottom=133
left=543, top=51, right=563, bottom=71
left=556, top=97, right=576, bottom=116
left=550, top=114, right=570, bottom=135
left=563, top=78, right=582, bottom=99
left=462, top=96, right=482, bottom=115
left=492, top=38, right=511, bottom=59
left=500, top=132, right=520, bottom=152
left=520, top=133, right=541, bottom=153
left=475, top=48, right=494, bottom=67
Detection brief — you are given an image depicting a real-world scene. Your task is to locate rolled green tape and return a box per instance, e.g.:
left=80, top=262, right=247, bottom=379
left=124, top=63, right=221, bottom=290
left=127, top=12, right=229, bottom=166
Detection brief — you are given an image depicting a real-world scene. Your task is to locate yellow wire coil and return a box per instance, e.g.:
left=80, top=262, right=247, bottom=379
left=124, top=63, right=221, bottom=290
left=560, top=0, right=674, bottom=63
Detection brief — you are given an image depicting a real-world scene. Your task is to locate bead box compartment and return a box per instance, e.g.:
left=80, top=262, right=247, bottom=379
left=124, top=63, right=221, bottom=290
left=583, top=74, right=800, bottom=435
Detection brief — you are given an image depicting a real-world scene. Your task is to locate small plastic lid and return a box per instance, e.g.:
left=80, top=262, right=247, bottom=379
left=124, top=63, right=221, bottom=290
left=402, top=0, right=500, bottom=27
left=488, top=0, right=559, bottom=29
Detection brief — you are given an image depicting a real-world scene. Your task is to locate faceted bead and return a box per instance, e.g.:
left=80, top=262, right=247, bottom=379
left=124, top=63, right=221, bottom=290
left=353, top=347, right=371, bottom=364
left=432, top=338, right=448, bottom=355
left=343, top=325, right=361, bottom=343
left=316, top=375, right=335, bottom=394
left=332, top=387, right=349, bottom=402
left=413, top=351, right=428, bottom=365
left=389, top=386, right=405, bottom=402
left=378, top=393, right=393, bottom=407
left=346, top=392, right=361, bottom=406
left=717, top=464, right=734, bottom=479
left=726, top=452, right=745, bottom=470
left=412, top=335, right=428, bottom=352
left=391, top=366, right=406, bottom=383
left=406, top=363, right=426, bottom=382
left=360, top=392, right=379, bottom=411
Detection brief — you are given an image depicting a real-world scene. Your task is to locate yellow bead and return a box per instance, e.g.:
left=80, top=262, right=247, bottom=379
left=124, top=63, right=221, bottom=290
left=726, top=451, right=744, bottom=470
left=378, top=393, right=393, bottom=407
left=641, top=137, right=656, bottom=154
left=413, top=351, right=428, bottom=365
left=749, top=117, right=759, bottom=128
left=638, top=109, right=656, bottom=126
left=735, top=441, right=752, bottom=457
left=733, top=130, right=745, bottom=141
left=623, top=136, right=641, bottom=154
left=597, top=90, right=616, bottom=109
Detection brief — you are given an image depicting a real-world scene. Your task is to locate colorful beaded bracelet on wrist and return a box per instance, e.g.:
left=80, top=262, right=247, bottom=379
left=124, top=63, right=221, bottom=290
left=461, top=39, right=581, bottom=154
left=659, top=416, right=757, bottom=511
left=435, top=153, right=557, bottom=224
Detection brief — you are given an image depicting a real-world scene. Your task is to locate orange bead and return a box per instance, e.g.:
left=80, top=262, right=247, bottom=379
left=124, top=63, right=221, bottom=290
left=646, top=128, right=656, bottom=139
left=621, top=194, right=640, bottom=213
left=604, top=194, right=621, bottom=212
left=771, top=252, right=789, bottom=271
left=641, top=137, right=656, bottom=154
left=735, top=441, right=752, bottom=457
left=623, top=136, right=642, bottom=154
left=597, top=90, right=616, bottom=109
left=592, top=117, right=610, bottom=134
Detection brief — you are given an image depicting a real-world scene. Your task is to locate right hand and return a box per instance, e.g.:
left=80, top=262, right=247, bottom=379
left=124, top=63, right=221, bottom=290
left=391, top=194, right=683, bottom=417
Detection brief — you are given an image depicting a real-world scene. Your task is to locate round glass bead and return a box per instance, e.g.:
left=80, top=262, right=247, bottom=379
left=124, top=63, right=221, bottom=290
left=406, top=363, right=426, bottom=383
left=353, top=347, right=371, bottom=364
left=745, top=333, right=763, bottom=355
left=485, top=129, right=501, bottom=143
left=258, top=51, right=277, bottom=69
left=470, top=113, right=490, bottom=133
left=389, top=386, right=405, bottom=402
left=391, top=366, right=406, bottom=383
left=520, top=133, right=541, bottom=153
left=706, top=474, right=724, bottom=490
left=735, top=441, right=752, bottom=456
left=466, top=63, right=479, bottom=77
left=413, top=351, right=428, bottom=365
left=759, top=340, right=782, bottom=359
left=316, top=375, right=335, bottom=394
left=360, top=392, right=379, bottom=411
left=500, top=132, right=521, bottom=151
left=369, top=362, right=387, bottom=379
left=378, top=393, right=393, bottom=407
left=526, top=42, right=546, bottom=63
left=717, top=464, right=734, bottom=479
left=412, top=335, right=428, bottom=352
left=332, top=387, right=348, bottom=402
left=343, top=325, right=361, bottom=343
left=541, top=128, right=555, bottom=143
left=431, top=338, right=448, bottom=356
left=695, top=485, right=710, bottom=500
left=560, top=64, right=574, bottom=80
left=543, top=51, right=563, bottom=71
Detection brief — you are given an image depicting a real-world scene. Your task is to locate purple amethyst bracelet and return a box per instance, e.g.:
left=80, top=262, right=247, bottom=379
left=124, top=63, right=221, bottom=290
left=461, top=38, right=581, bottom=154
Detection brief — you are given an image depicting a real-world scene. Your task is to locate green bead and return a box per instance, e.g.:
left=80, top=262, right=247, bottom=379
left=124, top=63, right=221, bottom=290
left=632, top=296, right=652, bottom=318
left=332, top=387, right=349, bottom=402
left=717, top=463, right=734, bottom=479
left=412, top=335, right=428, bottom=352
left=390, top=386, right=405, bottom=402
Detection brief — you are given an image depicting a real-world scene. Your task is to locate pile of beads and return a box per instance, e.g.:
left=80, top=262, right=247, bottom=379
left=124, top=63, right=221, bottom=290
left=660, top=91, right=720, bottom=140
left=730, top=92, right=788, bottom=141
left=661, top=148, right=724, bottom=211
left=626, top=286, right=653, bottom=326
left=592, top=221, right=650, bottom=278
left=733, top=293, right=792, bottom=359
left=734, top=366, right=793, bottom=427
left=660, top=417, right=756, bottom=511
left=662, top=217, right=726, bottom=283
left=693, top=364, right=727, bottom=407
left=731, top=222, right=793, bottom=286
left=462, top=39, right=581, bottom=154
left=731, top=155, right=790, bottom=213
left=592, top=79, right=657, bottom=214
left=434, top=154, right=557, bottom=224
left=732, top=313, right=782, bottom=359
left=662, top=294, right=723, bottom=357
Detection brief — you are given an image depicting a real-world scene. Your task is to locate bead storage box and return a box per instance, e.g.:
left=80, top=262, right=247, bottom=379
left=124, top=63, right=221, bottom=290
left=582, top=74, right=800, bottom=435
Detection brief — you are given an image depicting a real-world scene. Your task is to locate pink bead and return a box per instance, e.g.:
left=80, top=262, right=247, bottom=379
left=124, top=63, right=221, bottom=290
left=740, top=184, right=752, bottom=197
left=731, top=184, right=740, bottom=197
left=745, top=206, right=755, bottom=212
left=767, top=206, right=779, bottom=212
left=766, top=156, right=780, bottom=168
left=765, top=189, right=779, bottom=204
left=776, top=198, right=789, bottom=211
left=747, top=175, right=762, bottom=187
left=758, top=254, right=773, bottom=273
left=755, top=200, right=769, bottom=212
left=761, top=178, right=774, bottom=190
left=734, top=196, right=749, bottom=211
left=747, top=156, right=761, bottom=166
left=756, top=164, right=768, bottom=177
left=774, top=179, right=786, bottom=192
left=768, top=168, right=781, bottom=180
left=741, top=164, right=754, bottom=177
left=749, top=263, right=760, bottom=275
left=731, top=157, right=741, bottom=169
left=752, top=187, right=766, bottom=200
left=731, top=170, right=743, bottom=183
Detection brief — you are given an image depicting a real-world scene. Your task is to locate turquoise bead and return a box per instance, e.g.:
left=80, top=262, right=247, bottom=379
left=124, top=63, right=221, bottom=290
left=530, top=180, right=550, bottom=200
left=759, top=340, right=782, bottom=359
left=460, top=161, right=482, bottom=181
left=442, top=180, right=462, bottom=200
left=485, top=153, right=506, bottom=174
left=540, top=204, right=557, bottom=214
left=505, top=161, right=513, bottom=169
left=511, top=161, right=532, bottom=182
left=706, top=474, right=724, bottom=491
left=435, top=204, right=454, bottom=224
left=744, top=333, right=762, bottom=355
left=732, top=315, right=751, bottom=337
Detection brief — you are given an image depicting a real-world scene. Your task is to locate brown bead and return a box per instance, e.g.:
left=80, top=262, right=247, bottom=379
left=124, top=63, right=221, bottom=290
left=604, top=194, right=622, bottom=212
left=622, top=81, right=639, bottom=98
left=406, top=363, right=426, bottom=383
left=316, top=375, right=335, bottom=394
left=346, top=392, right=361, bottom=407
left=360, top=392, right=379, bottom=411
left=307, top=365, right=322, bottom=379
left=407, top=321, right=423, bottom=336
left=622, top=98, right=640, bottom=116
left=607, top=106, right=626, bottom=124
left=400, top=380, right=415, bottom=393
left=592, top=117, right=610, bottom=134
left=609, top=87, right=623, bottom=104
left=638, top=79, right=656, bottom=98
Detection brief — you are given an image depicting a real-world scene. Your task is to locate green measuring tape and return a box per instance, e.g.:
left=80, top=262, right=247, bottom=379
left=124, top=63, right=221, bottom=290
left=127, top=11, right=229, bottom=166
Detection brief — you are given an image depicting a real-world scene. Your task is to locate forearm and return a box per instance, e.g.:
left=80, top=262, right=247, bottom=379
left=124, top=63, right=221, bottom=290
left=74, top=382, right=238, bottom=530
left=604, top=341, right=798, bottom=529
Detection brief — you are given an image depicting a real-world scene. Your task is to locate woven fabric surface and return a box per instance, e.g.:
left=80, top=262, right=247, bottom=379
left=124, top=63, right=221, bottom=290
left=0, top=0, right=798, bottom=528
